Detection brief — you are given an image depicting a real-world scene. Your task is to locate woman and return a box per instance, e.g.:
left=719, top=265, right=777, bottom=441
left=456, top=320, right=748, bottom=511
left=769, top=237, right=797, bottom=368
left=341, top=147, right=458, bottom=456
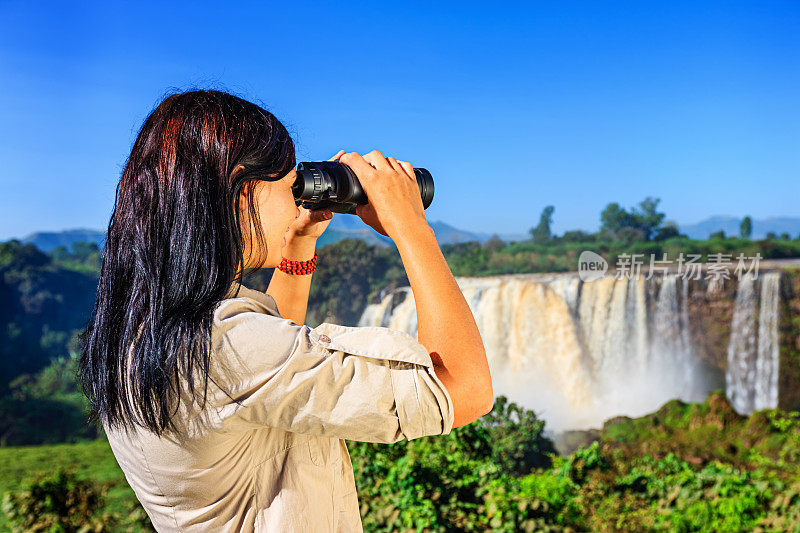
left=79, top=89, right=493, bottom=532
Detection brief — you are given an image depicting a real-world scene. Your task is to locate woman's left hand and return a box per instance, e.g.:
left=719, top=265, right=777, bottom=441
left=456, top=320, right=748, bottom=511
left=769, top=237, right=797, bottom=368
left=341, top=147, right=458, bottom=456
left=285, top=150, right=345, bottom=241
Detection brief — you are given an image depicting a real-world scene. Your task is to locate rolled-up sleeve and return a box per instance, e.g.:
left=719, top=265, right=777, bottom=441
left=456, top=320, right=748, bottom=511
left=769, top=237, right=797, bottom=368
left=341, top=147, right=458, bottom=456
left=209, top=299, right=455, bottom=443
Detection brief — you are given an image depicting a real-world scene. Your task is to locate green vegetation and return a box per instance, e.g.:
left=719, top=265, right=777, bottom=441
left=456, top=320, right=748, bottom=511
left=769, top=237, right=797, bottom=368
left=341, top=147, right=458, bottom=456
left=3, top=393, right=799, bottom=531
left=1, top=468, right=153, bottom=532
left=0, top=240, right=98, bottom=396
left=0, top=440, right=154, bottom=532
left=740, top=216, right=753, bottom=240
left=530, top=205, right=555, bottom=244
left=344, top=392, right=800, bottom=531
left=1, top=355, right=98, bottom=446
left=443, top=198, right=800, bottom=277
left=598, top=197, right=667, bottom=242
left=442, top=236, right=800, bottom=278
left=244, top=238, right=409, bottom=326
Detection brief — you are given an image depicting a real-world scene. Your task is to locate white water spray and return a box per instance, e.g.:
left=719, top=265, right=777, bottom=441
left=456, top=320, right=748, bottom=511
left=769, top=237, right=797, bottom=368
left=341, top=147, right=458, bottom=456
left=360, top=273, right=722, bottom=430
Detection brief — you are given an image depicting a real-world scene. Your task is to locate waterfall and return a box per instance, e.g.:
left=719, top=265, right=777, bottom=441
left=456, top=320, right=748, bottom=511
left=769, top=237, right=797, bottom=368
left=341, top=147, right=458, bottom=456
left=651, top=274, right=697, bottom=395
left=756, top=273, right=781, bottom=410
left=726, top=271, right=781, bottom=414
left=359, top=272, right=714, bottom=431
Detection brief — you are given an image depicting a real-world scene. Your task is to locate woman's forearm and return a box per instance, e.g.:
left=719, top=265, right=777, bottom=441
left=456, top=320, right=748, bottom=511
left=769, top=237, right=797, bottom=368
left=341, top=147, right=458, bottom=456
left=393, top=223, right=494, bottom=428
left=328, top=150, right=493, bottom=429
left=266, top=236, right=317, bottom=324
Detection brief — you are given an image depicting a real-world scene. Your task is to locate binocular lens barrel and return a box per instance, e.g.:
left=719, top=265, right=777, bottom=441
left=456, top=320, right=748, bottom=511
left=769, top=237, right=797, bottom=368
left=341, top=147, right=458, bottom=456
left=293, top=161, right=434, bottom=215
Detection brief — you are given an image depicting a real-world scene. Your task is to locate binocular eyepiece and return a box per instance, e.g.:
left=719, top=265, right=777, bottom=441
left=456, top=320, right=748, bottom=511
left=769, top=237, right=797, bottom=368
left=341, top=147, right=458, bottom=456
left=293, top=161, right=434, bottom=215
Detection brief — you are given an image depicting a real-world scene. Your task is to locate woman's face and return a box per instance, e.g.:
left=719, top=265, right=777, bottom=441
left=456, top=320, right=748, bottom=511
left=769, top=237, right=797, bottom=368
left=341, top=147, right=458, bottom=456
left=239, top=168, right=300, bottom=269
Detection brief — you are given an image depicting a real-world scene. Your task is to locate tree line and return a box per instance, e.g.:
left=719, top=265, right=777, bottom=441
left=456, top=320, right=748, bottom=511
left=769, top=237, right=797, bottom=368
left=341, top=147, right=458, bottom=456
left=527, top=197, right=799, bottom=244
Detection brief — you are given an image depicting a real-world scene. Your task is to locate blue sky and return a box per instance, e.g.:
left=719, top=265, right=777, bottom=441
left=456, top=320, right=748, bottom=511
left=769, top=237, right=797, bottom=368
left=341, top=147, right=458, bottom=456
left=1, top=0, right=798, bottom=240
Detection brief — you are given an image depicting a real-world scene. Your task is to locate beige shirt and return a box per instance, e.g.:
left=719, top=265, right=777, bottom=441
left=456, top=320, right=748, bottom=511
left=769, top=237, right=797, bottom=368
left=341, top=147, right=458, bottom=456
left=103, top=282, right=455, bottom=532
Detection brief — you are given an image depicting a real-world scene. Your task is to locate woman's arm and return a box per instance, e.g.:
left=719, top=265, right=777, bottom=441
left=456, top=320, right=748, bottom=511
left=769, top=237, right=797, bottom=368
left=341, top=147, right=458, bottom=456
left=393, top=223, right=494, bottom=428
left=341, top=150, right=495, bottom=429
left=266, top=234, right=318, bottom=324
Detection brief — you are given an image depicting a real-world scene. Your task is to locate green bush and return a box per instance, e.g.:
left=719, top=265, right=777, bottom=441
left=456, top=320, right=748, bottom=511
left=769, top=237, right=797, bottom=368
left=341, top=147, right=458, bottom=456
left=345, top=393, right=800, bottom=531
left=1, top=467, right=113, bottom=532
left=0, top=466, right=154, bottom=533
left=348, top=395, right=561, bottom=531
left=1, top=356, right=99, bottom=446
left=479, top=395, right=557, bottom=475
left=611, top=454, right=791, bottom=532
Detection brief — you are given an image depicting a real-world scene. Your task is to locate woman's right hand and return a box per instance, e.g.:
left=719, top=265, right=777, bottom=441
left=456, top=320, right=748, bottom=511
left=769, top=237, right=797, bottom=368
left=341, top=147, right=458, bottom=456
left=339, top=150, right=429, bottom=239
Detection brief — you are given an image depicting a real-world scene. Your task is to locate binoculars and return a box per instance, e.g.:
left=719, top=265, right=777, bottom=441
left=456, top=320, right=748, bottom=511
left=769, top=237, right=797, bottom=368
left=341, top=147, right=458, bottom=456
left=293, top=161, right=434, bottom=215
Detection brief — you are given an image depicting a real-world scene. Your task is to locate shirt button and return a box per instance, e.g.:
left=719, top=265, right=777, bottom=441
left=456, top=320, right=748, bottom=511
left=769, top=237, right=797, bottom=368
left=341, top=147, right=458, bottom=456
left=318, top=334, right=331, bottom=343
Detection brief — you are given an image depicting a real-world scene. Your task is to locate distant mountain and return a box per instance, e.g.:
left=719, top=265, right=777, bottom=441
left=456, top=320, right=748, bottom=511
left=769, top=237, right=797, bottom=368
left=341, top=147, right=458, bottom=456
left=326, top=218, right=499, bottom=246
left=317, top=217, right=392, bottom=248
left=428, top=221, right=526, bottom=244
left=678, top=216, right=800, bottom=240
left=429, top=221, right=489, bottom=244
left=16, top=218, right=510, bottom=253
left=21, top=229, right=106, bottom=252
left=17, top=215, right=797, bottom=253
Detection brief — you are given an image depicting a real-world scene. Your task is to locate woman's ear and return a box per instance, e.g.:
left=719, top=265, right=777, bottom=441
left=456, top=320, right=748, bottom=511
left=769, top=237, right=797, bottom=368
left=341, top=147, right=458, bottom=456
left=231, top=164, right=249, bottom=212
left=237, top=183, right=260, bottom=236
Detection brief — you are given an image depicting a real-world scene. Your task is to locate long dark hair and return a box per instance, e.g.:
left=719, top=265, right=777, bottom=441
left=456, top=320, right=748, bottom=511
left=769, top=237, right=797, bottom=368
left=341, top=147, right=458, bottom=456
left=79, top=89, right=295, bottom=435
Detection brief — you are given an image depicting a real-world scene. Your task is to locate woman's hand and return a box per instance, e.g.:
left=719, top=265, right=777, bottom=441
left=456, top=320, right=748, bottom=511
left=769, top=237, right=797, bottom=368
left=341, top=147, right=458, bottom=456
left=284, top=150, right=345, bottom=242
left=339, top=150, right=428, bottom=239
left=286, top=206, right=333, bottom=240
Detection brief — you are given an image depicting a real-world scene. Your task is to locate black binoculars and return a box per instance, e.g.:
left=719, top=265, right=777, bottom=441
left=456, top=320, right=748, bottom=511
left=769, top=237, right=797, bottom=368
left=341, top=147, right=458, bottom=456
left=293, top=161, right=434, bottom=215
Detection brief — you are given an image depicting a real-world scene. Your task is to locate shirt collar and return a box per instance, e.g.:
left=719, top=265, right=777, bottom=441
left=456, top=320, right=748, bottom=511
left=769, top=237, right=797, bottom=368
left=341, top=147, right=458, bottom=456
left=224, top=281, right=282, bottom=317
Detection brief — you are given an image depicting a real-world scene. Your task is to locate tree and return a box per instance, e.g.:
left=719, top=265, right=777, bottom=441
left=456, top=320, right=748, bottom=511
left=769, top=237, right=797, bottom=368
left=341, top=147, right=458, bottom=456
left=477, top=395, right=557, bottom=473
left=631, top=197, right=666, bottom=241
left=0, top=240, right=98, bottom=396
left=616, top=227, right=646, bottom=244
left=654, top=221, right=682, bottom=241
left=740, top=216, right=753, bottom=239
left=559, top=230, right=595, bottom=243
left=599, top=203, right=632, bottom=234
left=530, top=206, right=555, bottom=244
left=710, top=230, right=726, bottom=240
left=599, top=197, right=666, bottom=242
left=291, top=239, right=404, bottom=326
left=483, top=234, right=506, bottom=252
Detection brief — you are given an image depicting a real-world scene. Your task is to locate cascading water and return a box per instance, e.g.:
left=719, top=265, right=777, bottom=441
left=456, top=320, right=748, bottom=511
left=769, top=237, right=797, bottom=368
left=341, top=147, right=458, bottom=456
left=360, top=271, right=783, bottom=430
left=361, top=273, right=713, bottom=430
left=756, top=273, right=781, bottom=410
left=651, top=274, right=698, bottom=395
left=726, top=271, right=781, bottom=414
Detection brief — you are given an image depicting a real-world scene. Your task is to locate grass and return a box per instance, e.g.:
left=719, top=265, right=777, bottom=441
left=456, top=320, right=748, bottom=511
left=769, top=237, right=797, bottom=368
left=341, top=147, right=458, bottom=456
left=0, top=437, right=147, bottom=531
